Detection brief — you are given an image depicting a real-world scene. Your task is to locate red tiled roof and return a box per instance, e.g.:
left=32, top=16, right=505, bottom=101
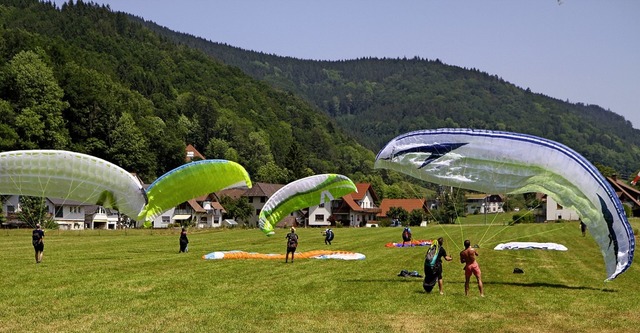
left=353, top=183, right=377, bottom=201
left=244, top=183, right=284, bottom=197
left=216, top=188, right=247, bottom=200
left=276, top=216, right=297, bottom=228
left=342, top=194, right=362, bottom=211
left=377, top=199, right=427, bottom=217
left=187, top=199, right=206, bottom=213
left=185, top=144, right=205, bottom=162
left=607, top=176, right=640, bottom=207
left=210, top=201, right=225, bottom=212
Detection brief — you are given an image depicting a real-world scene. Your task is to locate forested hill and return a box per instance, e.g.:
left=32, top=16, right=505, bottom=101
left=0, top=0, right=375, bottom=184
left=137, top=17, right=640, bottom=178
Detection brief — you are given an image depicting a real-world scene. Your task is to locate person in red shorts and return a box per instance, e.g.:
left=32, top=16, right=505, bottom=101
left=460, top=239, right=484, bottom=297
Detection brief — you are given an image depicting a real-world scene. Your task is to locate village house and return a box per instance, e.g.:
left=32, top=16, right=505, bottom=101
left=1, top=195, right=121, bottom=230
left=243, top=182, right=285, bottom=227
left=149, top=194, right=226, bottom=229
left=465, top=193, right=504, bottom=215
left=543, top=195, right=580, bottom=221
left=607, top=174, right=640, bottom=217
left=308, top=183, right=381, bottom=227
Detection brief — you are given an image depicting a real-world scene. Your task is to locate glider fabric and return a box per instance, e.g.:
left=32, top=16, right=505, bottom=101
left=258, top=174, right=357, bottom=236
left=0, top=150, right=146, bottom=218
left=138, top=160, right=251, bottom=222
left=375, top=128, right=634, bottom=281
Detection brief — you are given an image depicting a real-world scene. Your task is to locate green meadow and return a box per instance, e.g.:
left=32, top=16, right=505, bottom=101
left=1, top=219, right=638, bottom=333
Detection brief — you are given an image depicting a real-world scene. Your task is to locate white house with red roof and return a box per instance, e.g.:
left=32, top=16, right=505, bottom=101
left=308, top=183, right=381, bottom=227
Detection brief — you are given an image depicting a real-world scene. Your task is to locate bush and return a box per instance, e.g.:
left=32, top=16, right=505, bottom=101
left=512, top=213, right=535, bottom=224
left=378, top=220, right=391, bottom=227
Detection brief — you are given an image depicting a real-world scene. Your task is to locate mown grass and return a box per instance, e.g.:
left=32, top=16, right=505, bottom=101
left=1, top=218, right=638, bottom=333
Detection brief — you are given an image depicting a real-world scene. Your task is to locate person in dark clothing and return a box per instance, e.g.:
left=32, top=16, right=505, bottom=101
left=285, top=227, right=298, bottom=263
left=402, top=227, right=412, bottom=246
left=179, top=228, right=189, bottom=253
left=580, top=221, right=587, bottom=237
left=324, top=228, right=334, bottom=245
left=32, top=224, right=45, bottom=263
left=423, top=237, right=452, bottom=294
left=435, top=237, right=453, bottom=294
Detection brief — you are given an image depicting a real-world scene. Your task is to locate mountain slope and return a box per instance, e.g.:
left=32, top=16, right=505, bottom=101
left=0, top=0, right=374, bottom=183
left=139, top=18, right=640, bottom=178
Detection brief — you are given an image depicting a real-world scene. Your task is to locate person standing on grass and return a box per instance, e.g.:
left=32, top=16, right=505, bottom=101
left=401, top=227, right=412, bottom=246
left=580, top=220, right=587, bottom=237
left=435, top=237, right=452, bottom=294
left=324, top=228, right=334, bottom=245
left=285, top=227, right=298, bottom=263
left=32, top=223, right=45, bottom=263
left=460, top=239, right=484, bottom=297
left=179, top=227, right=189, bottom=253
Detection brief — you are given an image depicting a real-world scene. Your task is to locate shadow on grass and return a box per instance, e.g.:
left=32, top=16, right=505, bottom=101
left=485, top=281, right=616, bottom=292
left=341, top=278, right=616, bottom=292
left=342, top=278, right=424, bottom=283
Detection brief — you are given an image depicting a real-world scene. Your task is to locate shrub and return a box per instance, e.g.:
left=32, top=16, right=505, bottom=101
left=512, top=213, right=535, bottom=224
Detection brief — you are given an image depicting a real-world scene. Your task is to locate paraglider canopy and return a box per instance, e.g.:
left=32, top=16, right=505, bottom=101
left=138, top=159, right=251, bottom=222
left=375, top=128, right=634, bottom=281
left=258, top=174, right=357, bottom=236
left=0, top=150, right=147, bottom=219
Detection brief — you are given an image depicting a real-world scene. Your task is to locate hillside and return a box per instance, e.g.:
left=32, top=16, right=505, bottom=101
left=0, top=0, right=375, bottom=185
left=139, top=18, right=640, bottom=178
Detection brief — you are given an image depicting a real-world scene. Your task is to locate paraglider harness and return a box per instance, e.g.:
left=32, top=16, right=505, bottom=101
left=325, top=229, right=334, bottom=241
left=422, top=240, right=441, bottom=293
left=425, top=240, right=440, bottom=268
left=287, top=233, right=299, bottom=248
left=32, top=229, right=43, bottom=247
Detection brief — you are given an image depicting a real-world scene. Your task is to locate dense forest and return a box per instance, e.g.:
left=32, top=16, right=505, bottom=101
left=139, top=17, right=640, bottom=179
left=2, top=0, right=640, bottom=207
left=0, top=0, right=378, bottom=189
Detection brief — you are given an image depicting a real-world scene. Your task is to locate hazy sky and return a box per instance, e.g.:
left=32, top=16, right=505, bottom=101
left=62, top=0, right=639, bottom=129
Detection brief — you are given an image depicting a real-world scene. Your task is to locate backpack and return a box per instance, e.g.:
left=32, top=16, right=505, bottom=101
left=32, top=229, right=42, bottom=246
left=287, top=233, right=298, bottom=248
left=425, top=240, right=440, bottom=268
left=326, top=230, right=334, bottom=241
left=402, top=228, right=411, bottom=241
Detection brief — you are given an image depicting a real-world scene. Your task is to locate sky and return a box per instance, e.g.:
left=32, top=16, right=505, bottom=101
left=60, top=0, right=639, bottom=129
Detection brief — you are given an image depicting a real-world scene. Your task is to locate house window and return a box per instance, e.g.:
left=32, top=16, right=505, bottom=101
left=55, top=206, right=63, bottom=218
left=162, top=216, right=170, bottom=224
left=187, top=151, right=194, bottom=158
left=256, top=209, right=260, bottom=216
left=315, top=214, right=324, bottom=222
left=260, top=197, right=266, bottom=203
left=319, top=203, right=325, bottom=208
left=6, top=205, right=14, bottom=213
left=248, top=197, right=253, bottom=203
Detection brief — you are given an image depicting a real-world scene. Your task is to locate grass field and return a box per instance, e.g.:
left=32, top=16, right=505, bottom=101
left=1, top=219, right=638, bottom=333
